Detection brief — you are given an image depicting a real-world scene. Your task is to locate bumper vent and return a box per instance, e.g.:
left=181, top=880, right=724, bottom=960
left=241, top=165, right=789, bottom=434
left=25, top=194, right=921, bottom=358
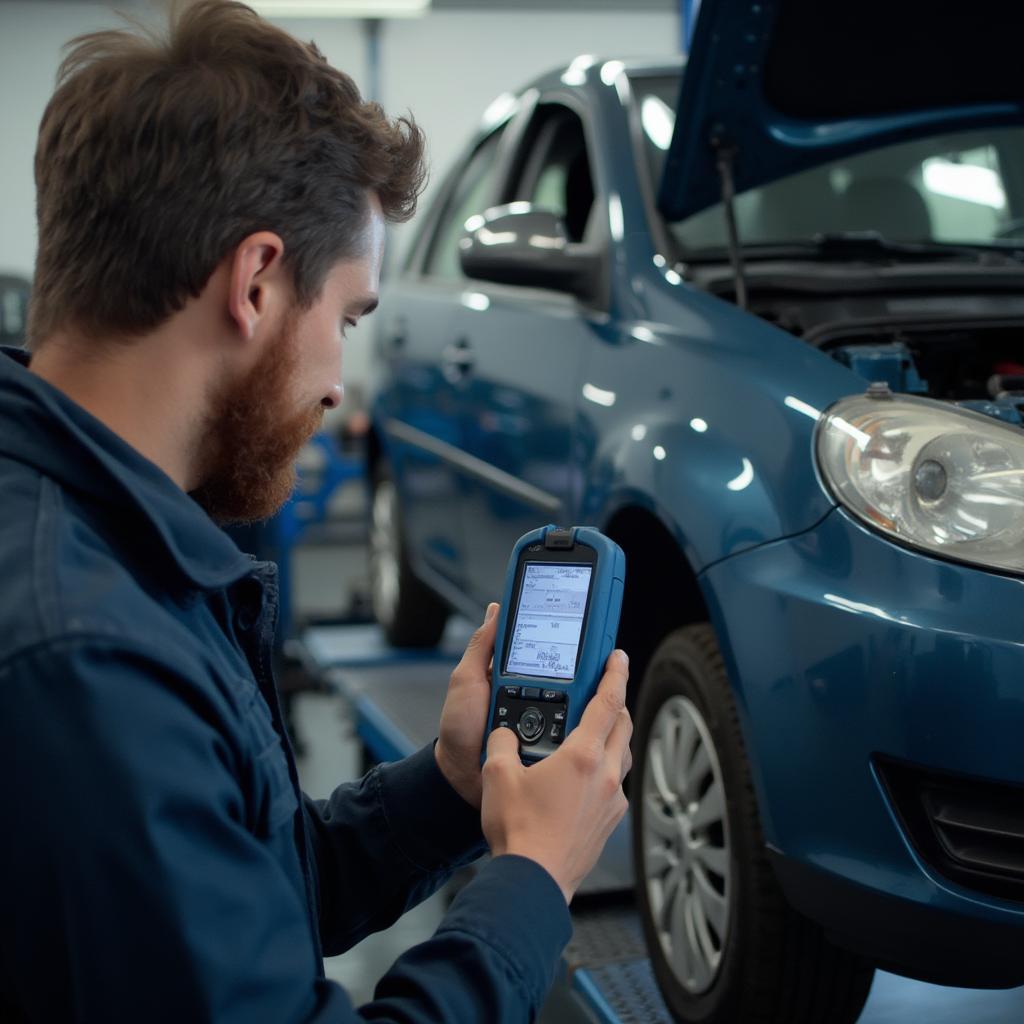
left=877, top=757, right=1024, bottom=903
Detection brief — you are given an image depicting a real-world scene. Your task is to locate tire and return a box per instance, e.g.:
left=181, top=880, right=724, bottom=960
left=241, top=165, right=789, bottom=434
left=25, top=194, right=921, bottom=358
left=631, top=624, right=875, bottom=1024
left=368, top=462, right=449, bottom=648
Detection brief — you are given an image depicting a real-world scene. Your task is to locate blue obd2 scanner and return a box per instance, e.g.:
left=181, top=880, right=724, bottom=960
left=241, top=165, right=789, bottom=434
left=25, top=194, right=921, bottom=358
left=484, top=525, right=626, bottom=763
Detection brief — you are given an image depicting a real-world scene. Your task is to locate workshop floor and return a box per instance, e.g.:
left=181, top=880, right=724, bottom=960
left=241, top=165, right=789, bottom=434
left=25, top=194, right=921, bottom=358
left=287, top=527, right=450, bottom=1008
left=293, top=691, right=453, bottom=1006
left=285, top=508, right=1024, bottom=1022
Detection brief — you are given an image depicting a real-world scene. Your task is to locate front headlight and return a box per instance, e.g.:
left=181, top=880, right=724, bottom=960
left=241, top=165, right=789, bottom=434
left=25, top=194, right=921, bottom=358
left=816, top=392, right=1024, bottom=572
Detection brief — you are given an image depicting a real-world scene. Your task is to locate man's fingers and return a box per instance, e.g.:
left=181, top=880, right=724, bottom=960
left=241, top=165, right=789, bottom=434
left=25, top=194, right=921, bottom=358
left=607, top=709, right=633, bottom=783
left=485, top=723, right=519, bottom=763
left=575, top=650, right=630, bottom=745
left=452, top=603, right=499, bottom=684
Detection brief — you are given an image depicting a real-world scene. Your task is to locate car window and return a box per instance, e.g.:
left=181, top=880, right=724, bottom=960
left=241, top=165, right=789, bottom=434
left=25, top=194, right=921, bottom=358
left=915, top=144, right=1004, bottom=241
left=632, top=73, right=1024, bottom=251
left=423, top=128, right=505, bottom=281
left=508, top=105, right=597, bottom=244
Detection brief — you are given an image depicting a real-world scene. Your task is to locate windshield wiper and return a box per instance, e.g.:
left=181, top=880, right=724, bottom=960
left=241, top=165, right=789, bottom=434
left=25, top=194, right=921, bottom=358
left=682, top=231, right=1024, bottom=266
left=808, top=232, right=1024, bottom=264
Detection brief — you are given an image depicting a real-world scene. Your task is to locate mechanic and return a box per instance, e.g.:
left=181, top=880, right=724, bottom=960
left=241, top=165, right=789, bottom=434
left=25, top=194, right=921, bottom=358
left=0, top=2, right=632, bottom=1021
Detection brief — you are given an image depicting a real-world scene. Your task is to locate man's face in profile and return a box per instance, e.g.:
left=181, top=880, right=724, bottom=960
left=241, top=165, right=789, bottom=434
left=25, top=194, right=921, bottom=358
left=192, top=197, right=385, bottom=525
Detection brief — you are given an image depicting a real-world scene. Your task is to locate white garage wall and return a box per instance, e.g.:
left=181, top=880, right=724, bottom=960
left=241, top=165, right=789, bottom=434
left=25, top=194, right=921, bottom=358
left=0, top=3, right=117, bottom=281
left=0, top=3, right=367, bottom=280
left=0, top=2, right=678, bottom=384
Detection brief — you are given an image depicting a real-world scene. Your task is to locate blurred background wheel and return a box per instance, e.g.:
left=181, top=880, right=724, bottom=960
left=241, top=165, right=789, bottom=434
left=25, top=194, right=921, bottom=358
left=369, top=462, right=449, bottom=648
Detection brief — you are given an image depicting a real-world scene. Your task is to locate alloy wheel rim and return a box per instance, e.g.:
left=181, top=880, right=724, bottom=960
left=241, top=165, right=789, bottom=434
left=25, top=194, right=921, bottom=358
left=369, top=480, right=401, bottom=626
left=642, top=694, right=731, bottom=995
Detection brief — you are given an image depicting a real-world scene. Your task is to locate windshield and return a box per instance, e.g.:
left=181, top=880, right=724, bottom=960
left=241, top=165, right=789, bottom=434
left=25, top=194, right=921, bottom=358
left=633, top=75, right=1024, bottom=256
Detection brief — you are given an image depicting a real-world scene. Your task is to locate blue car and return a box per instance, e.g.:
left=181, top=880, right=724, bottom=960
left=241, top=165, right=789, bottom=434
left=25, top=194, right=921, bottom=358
left=366, top=1, right=1024, bottom=1020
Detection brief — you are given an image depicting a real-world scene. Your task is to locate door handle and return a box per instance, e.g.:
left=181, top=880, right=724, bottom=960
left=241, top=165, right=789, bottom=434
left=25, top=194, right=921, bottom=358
left=442, top=337, right=474, bottom=383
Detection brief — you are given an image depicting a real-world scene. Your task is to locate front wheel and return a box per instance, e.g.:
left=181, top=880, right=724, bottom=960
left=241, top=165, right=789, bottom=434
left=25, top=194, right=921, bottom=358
left=368, top=462, right=449, bottom=648
left=631, top=624, right=875, bottom=1024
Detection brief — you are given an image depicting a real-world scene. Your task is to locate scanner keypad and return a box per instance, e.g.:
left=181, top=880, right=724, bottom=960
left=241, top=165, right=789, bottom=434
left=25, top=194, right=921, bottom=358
left=491, top=686, right=569, bottom=759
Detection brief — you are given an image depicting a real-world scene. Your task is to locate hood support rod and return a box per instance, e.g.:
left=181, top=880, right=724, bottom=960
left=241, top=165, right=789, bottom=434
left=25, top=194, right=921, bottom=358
left=714, top=140, right=748, bottom=311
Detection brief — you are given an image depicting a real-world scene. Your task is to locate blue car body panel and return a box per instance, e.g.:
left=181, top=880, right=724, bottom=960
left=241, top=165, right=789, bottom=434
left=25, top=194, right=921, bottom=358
left=704, top=506, right=1024, bottom=865
left=374, top=283, right=471, bottom=589
left=576, top=271, right=864, bottom=571
left=701, top=507, right=1024, bottom=981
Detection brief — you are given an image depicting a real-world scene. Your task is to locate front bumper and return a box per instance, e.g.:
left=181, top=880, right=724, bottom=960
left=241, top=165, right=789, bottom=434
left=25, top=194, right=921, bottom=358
left=701, top=507, right=1024, bottom=986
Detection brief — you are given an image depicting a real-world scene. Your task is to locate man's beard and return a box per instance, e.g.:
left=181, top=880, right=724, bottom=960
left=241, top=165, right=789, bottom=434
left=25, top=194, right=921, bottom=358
left=190, top=311, right=324, bottom=525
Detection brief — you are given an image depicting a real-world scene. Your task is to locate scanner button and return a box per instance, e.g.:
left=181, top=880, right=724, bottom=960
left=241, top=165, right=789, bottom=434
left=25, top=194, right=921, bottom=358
left=553, top=708, right=566, bottom=723
left=549, top=723, right=564, bottom=743
left=521, top=686, right=541, bottom=700
left=545, top=528, right=574, bottom=549
left=541, top=689, right=565, bottom=702
left=502, top=686, right=520, bottom=699
left=517, top=707, right=545, bottom=743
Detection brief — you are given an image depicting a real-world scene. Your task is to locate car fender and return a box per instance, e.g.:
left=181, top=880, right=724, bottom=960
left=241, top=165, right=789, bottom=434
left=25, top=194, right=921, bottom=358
left=578, top=279, right=870, bottom=573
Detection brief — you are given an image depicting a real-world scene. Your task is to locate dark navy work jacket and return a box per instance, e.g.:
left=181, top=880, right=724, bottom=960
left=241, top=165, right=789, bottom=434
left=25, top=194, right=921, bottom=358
left=0, top=347, right=571, bottom=1022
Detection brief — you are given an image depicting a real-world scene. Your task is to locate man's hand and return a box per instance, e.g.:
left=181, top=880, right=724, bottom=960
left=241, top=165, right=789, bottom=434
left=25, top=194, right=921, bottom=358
left=434, top=603, right=500, bottom=808
left=480, top=650, right=631, bottom=904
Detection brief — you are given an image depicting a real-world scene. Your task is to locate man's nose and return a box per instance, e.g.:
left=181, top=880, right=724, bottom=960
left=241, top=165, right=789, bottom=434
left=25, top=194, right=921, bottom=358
left=321, top=384, right=343, bottom=409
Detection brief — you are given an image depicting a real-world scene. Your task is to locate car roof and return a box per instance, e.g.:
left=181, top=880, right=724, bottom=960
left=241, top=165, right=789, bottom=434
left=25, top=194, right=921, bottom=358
left=514, top=55, right=683, bottom=97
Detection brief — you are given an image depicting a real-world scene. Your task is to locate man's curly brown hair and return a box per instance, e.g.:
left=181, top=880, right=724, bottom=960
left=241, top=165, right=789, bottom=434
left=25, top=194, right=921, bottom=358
left=28, top=0, right=425, bottom=345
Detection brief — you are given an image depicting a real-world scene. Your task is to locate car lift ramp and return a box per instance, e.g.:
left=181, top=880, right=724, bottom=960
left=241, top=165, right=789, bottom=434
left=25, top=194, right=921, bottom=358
left=297, top=623, right=1024, bottom=1024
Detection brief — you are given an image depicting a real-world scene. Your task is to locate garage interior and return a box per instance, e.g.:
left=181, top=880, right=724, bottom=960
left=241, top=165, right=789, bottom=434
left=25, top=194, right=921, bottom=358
left=3, top=1, right=1024, bottom=1022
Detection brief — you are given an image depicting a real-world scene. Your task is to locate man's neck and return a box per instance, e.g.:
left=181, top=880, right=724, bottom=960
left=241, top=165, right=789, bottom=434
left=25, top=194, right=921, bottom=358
left=28, top=330, right=210, bottom=491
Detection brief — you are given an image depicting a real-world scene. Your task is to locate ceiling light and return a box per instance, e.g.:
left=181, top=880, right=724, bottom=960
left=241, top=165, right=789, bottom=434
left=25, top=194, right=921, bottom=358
left=922, top=158, right=1006, bottom=210
left=248, top=0, right=429, bottom=18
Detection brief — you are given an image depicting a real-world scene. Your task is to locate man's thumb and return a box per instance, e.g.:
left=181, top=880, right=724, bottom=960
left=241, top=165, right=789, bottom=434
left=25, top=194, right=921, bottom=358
left=460, top=603, right=499, bottom=670
left=486, top=723, right=519, bottom=761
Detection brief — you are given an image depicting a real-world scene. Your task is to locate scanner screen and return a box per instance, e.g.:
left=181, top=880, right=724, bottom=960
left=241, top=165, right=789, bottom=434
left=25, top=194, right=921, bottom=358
left=505, top=562, right=592, bottom=680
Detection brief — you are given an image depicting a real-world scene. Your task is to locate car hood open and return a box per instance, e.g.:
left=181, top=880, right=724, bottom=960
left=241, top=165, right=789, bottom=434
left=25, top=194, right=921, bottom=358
left=658, top=0, right=1024, bottom=223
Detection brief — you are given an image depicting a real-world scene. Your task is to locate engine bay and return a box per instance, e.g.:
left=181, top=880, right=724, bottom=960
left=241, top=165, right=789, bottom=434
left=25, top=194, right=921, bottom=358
left=819, top=326, right=1024, bottom=426
left=687, top=259, right=1024, bottom=424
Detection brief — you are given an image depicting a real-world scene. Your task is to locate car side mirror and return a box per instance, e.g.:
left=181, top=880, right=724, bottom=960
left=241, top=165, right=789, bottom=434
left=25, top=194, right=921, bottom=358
left=458, top=204, right=603, bottom=302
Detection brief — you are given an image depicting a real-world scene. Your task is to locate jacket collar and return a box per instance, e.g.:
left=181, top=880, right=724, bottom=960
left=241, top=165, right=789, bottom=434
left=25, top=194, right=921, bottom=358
left=0, top=346, right=255, bottom=591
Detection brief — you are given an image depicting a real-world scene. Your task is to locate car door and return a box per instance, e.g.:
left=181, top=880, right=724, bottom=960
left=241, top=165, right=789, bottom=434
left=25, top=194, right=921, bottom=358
left=375, top=126, right=508, bottom=594
left=452, top=99, right=609, bottom=605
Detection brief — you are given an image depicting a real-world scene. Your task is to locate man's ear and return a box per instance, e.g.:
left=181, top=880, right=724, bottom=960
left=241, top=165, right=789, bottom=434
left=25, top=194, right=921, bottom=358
left=226, top=232, right=288, bottom=341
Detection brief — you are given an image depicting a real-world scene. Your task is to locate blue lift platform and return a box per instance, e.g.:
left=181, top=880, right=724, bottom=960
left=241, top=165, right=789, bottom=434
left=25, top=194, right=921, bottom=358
left=296, top=623, right=1024, bottom=1024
